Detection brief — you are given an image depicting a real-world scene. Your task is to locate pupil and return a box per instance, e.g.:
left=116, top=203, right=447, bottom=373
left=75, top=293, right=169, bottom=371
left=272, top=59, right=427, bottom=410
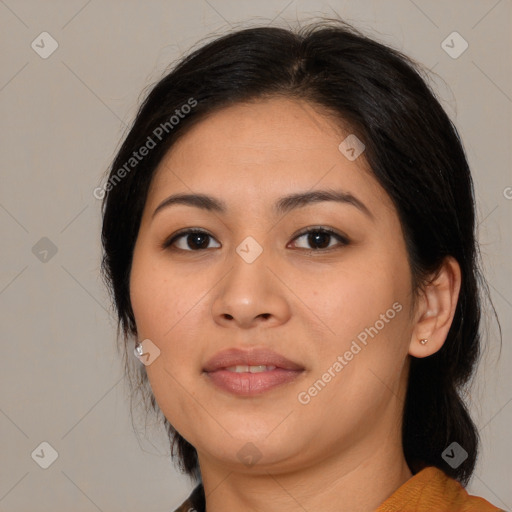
left=309, top=232, right=329, bottom=249
left=189, top=233, right=209, bottom=249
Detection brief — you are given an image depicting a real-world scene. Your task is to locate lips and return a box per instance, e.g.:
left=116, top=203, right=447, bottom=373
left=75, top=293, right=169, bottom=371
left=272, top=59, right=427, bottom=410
left=203, top=347, right=305, bottom=396
left=203, top=347, right=304, bottom=373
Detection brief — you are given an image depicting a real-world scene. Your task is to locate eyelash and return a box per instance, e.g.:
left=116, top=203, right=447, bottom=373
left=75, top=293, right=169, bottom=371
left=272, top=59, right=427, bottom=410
left=162, top=226, right=350, bottom=253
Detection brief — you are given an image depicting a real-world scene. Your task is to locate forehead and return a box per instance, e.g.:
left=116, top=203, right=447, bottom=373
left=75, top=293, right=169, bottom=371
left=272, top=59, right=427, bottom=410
left=147, top=97, right=393, bottom=216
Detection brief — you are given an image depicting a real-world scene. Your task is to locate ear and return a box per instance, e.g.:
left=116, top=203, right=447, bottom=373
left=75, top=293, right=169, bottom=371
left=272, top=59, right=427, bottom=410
left=408, top=256, right=462, bottom=358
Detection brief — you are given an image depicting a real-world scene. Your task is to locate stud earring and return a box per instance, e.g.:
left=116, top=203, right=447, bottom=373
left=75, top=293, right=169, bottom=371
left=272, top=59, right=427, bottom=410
left=419, top=338, right=428, bottom=345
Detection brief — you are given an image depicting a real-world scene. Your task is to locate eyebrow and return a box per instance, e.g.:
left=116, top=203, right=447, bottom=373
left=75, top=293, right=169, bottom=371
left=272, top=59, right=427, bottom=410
left=152, top=189, right=374, bottom=220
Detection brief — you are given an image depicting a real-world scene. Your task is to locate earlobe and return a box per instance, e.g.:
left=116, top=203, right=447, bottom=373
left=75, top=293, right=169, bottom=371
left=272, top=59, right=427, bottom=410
left=408, top=256, right=462, bottom=358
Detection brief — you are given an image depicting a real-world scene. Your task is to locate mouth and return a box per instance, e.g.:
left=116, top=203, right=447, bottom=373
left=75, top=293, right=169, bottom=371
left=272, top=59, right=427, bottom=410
left=203, top=347, right=305, bottom=396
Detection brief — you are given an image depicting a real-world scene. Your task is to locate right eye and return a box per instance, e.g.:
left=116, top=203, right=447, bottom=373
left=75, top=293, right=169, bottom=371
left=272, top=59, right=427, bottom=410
left=162, top=229, right=221, bottom=252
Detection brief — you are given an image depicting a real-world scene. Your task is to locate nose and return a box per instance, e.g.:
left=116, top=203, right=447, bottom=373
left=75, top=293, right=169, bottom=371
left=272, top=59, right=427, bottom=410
left=211, top=247, right=291, bottom=329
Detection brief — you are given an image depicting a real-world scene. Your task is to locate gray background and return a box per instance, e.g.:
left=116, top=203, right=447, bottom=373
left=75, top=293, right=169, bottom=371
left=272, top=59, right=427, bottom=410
left=1, top=0, right=511, bottom=510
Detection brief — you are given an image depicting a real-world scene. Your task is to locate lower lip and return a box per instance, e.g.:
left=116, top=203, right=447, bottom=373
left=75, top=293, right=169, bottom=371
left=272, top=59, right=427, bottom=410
left=205, top=368, right=304, bottom=396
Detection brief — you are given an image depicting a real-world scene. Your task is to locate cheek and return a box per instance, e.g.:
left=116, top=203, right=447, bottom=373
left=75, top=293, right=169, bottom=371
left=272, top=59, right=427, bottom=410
left=130, top=251, right=192, bottom=339
left=129, top=251, right=211, bottom=379
left=311, top=259, right=404, bottom=331
left=310, top=254, right=412, bottom=382
left=130, top=256, right=203, bottom=420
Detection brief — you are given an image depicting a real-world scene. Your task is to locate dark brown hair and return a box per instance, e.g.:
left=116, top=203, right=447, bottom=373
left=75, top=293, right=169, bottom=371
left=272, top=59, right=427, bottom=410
left=100, top=19, right=499, bottom=486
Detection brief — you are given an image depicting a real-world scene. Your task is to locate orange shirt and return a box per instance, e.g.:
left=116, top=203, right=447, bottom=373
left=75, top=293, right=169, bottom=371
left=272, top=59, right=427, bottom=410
left=172, top=466, right=504, bottom=511
left=376, top=466, right=504, bottom=511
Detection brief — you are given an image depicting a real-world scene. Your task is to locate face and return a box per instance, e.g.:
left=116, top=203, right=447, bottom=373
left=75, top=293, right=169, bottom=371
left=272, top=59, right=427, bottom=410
left=130, top=97, right=417, bottom=474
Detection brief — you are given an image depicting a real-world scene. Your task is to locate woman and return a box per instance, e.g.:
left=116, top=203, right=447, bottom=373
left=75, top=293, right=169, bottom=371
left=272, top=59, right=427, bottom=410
left=100, top=19, right=503, bottom=511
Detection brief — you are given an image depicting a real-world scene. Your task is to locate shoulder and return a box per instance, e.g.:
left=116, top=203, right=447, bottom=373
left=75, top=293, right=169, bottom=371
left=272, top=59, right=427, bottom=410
left=376, top=466, right=504, bottom=512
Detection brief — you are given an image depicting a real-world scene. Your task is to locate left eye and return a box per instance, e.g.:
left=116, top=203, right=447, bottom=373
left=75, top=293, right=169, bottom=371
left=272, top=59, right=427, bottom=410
left=165, top=230, right=221, bottom=251
left=290, top=228, right=349, bottom=251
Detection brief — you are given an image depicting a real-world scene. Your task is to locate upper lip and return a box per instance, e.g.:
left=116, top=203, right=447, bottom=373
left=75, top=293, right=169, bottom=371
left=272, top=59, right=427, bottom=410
left=203, top=348, right=305, bottom=372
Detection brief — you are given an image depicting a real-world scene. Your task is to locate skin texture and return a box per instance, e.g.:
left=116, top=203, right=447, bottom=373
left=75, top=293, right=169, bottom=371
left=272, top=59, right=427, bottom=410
left=129, top=97, right=461, bottom=512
